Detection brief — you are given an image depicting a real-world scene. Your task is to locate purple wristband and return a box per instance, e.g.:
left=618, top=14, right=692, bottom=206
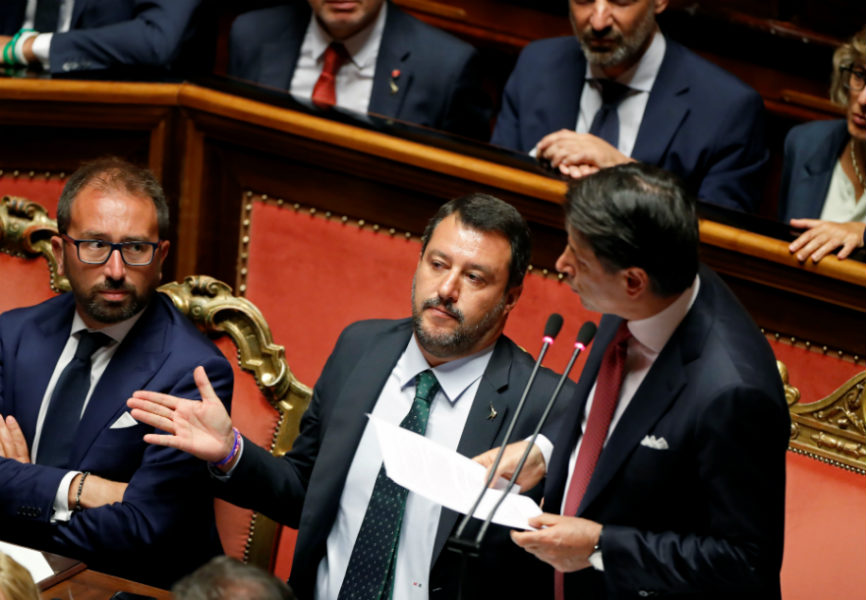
left=211, top=427, right=240, bottom=467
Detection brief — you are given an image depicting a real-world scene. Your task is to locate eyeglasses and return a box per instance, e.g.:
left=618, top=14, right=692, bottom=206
left=841, top=64, right=866, bottom=92
left=61, top=234, right=160, bottom=266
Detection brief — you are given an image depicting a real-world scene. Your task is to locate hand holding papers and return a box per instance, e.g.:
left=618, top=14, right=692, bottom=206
left=368, top=414, right=541, bottom=530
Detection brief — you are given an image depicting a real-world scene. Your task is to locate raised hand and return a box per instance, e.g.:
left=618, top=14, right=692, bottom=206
left=474, top=440, right=546, bottom=491
left=0, top=415, right=31, bottom=463
left=127, top=366, right=235, bottom=464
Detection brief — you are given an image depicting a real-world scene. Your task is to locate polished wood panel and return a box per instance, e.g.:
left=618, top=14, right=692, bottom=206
left=42, top=569, right=171, bottom=600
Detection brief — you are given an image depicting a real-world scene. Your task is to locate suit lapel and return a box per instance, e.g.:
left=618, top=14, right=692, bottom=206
left=261, top=32, right=304, bottom=89
left=544, top=40, right=585, bottom=135
left=70, top=300, right=169, bottom=466
left=431, top=337, right=515, bottom=561
left=797, top=123, right=848, bottom=216
left=369, top=6, right=411, bottom=119
left=15, top=298, right=75, bottom=443
left=631, top=42, right=689, bottom=166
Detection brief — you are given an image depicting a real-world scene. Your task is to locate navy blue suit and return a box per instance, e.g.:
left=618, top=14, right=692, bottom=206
left=228, top=2, right=491, bottom=140
left=778, top=119, right=849, bottom=222
left=0, top=293, right=232, bottom=587
left=215, top=318, right=572, bottom=600
left=491, top=37, right=768, bottom=212
left=545, top=266, right=788, bottom=599
left=0, top=0, right=202, bottom=74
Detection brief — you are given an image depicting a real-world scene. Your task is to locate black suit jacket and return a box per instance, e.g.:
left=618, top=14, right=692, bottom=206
left=228, top=2, right=491, bottom=140
left=217, top=318, right=573, bottom=600
left=545, top=266, right=788, bottom=599
left=490, top=36, right=768, bottom=212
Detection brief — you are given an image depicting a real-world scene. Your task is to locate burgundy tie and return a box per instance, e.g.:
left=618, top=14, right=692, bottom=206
left=311, top=42, right=350, bottom=109
left=555, top=321, right=631, bottom=600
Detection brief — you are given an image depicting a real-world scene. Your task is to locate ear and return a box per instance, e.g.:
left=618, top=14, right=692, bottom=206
left=502, top=284, right=523, bottom=314
left=654, top=0, right=669, bottom=15
left=51, top=235, right=66, bottom=277
left=622, top=267, right=649, bottom=299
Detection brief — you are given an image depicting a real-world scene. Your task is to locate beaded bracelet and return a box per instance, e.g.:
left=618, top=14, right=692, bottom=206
left=75, top=471, right=90, bottom=512
left=210, top=427, right=241, bottom=468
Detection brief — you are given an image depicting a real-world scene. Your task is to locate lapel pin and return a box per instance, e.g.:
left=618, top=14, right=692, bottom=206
left=487, top=402, right=497, bottom=421
left=389, top=69, right=400, bottom=95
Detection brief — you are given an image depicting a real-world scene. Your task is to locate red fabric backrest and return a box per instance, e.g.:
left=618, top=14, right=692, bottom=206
left=0, top=175, right=64, bottom=217
left=768, top=338, right=863, bottom=403
left=0, top=253, right=56, bottom=313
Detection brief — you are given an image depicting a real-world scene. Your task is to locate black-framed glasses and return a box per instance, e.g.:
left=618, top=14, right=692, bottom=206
left=841, top=64, right=866, bottom=92
left=61, top=234, right=160, bottom=266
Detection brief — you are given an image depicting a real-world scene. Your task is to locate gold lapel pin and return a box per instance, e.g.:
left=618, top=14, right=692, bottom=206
left=487, top=402, right=497, bottom=421
left=389, top=69, right=400, bottom=95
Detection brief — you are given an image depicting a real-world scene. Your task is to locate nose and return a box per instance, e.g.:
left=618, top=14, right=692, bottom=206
left=589, top=0, right=612, bottom=31
left=437, top=268, right=460, bottom=304
left=555, top=247, right=574, bottom=280
left=103, top=246, right=127, bottom=280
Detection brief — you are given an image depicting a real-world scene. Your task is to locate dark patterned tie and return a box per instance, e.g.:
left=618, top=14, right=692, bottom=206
left=337, top=370, right=440, bottom=600
left=34, top=0, right=62, bottom=33
left=37, top=330, right=112, bottom=468
left=312, top=42, right=351, bottom=109
left=588, top=79, right=631, bottom=148
left=555, top=321, right=631, bottom=600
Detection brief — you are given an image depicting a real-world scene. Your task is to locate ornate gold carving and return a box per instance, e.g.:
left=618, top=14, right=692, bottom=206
left=0, top=195, right=69, bottom=292
left=780, top=361, right=866, bottom=474
left=158, top=275, right=312, bottom=568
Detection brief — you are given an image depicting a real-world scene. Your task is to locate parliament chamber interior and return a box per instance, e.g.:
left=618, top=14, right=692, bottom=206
left=1, top=1, right=864, bottom=598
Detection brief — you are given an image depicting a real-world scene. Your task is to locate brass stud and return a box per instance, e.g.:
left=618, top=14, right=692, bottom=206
left=59, top=172, right=66, bottom=178
left=822, top=346, right=828, bottom=354
left=262, top=194, right=268, bottom=200
left=358, top=219, right=365, bottom=226
left=774, top=333, right=780, bottom=340
left=341, top=216, right=348, bottom=223
left=44, top=171, right=50, bottom=179
left=404, top=232, right=411, bottom=239
left=241, top=267, right=248, bottom=276
left=309, top=208, right=317, bottom=215
left=28, top=171, right=35, bottom=178
left=12, top=170, right=19, bottom=177
left=245, top=202, right=253, bottom=213
left=277, top=198, right=284, bottom=206
left=240, top=284, right=247, bottom=293
left=372, top=224, right=380, bottom=231
left=325, top=211, right=332, bottom=218
left=389, top=228, right=396, bottom=235
left=246, top=191, right=253, bottom=198
left=242, top=235, right=250, bottom=245
left=293, top=203, right=301, bottom=210
left=557, top=273, right=564, bottom=280
left=804, top=341, right=811, bottom=349
left=542, top=268, right=549, bottom=275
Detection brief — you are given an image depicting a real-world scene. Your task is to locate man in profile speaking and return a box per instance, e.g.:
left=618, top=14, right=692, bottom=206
left=228, top=0, right=491, bottom=139
left=480, top=163, right=789, bottom=599
left=129, top=194, right=570, bottom=599
left=0, top=158, right=231, bottom=587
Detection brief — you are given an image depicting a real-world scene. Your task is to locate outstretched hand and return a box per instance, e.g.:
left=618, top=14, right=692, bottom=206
left=474, top=440, right=546, bottom=492
left=127, top=366, right=234, bottom=464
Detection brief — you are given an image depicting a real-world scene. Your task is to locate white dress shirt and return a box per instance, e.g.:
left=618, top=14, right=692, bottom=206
left=315, top=335, right=494, bottom=600
left=18, top=0, right=74, bottom=69
left=819, top=159, right=866, bottom=223
left=576, top=30, right=666, bottom=157
left=289, top=3, right=388, bottom=116
left=33, top=308, right=142, bottom=521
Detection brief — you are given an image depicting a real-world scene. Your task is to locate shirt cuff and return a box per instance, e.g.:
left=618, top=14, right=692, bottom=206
left=533, top=434, right=553, bottom=470
left=51, top=470, right=80, bottom=522
left=31, top=32, right=51, bottom=70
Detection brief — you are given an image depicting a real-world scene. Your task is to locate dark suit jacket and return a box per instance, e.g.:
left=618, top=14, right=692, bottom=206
left=217, top=317, right=573, bottom=600
left=544, top=266, right=788, bottom=599
left=778, top=119, right=849, bottom=222
left=228, top=2, right=491, bottom=140
left=0, top=0, right=202, bottom=75
left=0, top=293, right=232, bottom=587
left=491, top=36, right=768, bottom=212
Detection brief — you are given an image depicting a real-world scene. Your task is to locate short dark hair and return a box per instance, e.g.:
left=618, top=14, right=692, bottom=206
left=172, top=556, right=295, bottom=600
left=563, top=163, right=699, bottom=297
left=420, top=193, right=531, bottom=290
left=57, top=157, right=169, bottom=239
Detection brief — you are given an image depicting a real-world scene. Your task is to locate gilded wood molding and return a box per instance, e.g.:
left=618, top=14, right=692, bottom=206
left=781, top=361, right=866, bottom=474
left=0, top=195, right=69, bottom=292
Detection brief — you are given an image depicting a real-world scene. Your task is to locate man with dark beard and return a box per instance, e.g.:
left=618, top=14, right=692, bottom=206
left=490, top=0, right=768, bottom=212
left=126, top=193, right=573, bottom=600
left=0, top=157, right=232, bottom=587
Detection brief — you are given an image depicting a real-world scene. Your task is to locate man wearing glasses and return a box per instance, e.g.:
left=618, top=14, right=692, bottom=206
left=0, top=157, right=232, bottom=587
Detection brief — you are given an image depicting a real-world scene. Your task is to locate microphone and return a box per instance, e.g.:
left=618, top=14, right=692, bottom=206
left=470, top=321, right=597, bottom=548
left=450, top=313, right=563, bottom=548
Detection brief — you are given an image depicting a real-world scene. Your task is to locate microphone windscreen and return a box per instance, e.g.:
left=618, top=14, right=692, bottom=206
left=544, top=313, right=564, bottom=339
left=577, top=321, right=598, bottom=345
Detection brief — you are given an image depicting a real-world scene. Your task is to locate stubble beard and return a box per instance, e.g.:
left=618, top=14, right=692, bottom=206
left=577, top=7, right=656, bottom=69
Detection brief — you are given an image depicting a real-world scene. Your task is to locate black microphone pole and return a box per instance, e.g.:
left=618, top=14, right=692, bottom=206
left=471, top=321, right=597, bottom=548
left=449, top=313, right=563, bottom=555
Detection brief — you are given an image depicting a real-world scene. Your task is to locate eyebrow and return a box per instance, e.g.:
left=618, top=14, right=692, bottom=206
left=77, top=231, right=157, bottom=242
left=428, top=249, right=496, bottom=278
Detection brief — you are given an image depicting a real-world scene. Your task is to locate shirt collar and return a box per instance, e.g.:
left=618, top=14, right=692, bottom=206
left=397, top=334, right=496, bottom=406
left=586, top=29, right=666, bottom=93
left=70, top=305, right=146, bottom=346
left=626, top=274, right=700, bottom=354
left=307, top=2, right=388, bottom=70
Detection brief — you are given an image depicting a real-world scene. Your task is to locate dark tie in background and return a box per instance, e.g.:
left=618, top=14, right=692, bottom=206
left=34, top=0, right=62, bottom=33
left=554, top=321, right=632, bottom=600
left=337, top=370, right=440, bottom=600
left=588, top=79, right=631, bottom=149
left=37, top=331, right=112, bottom=468
left=312, top=42, right=351, bottom=109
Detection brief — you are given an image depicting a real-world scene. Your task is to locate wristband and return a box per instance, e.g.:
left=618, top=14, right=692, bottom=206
left=210, top=427, right=240, bottom=467
left=75, top=471, right=90, bottom=512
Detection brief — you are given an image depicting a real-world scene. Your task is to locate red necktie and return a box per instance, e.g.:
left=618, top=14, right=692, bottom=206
left=555, top=321, right=631, bottom=600
left=311, top=42, right=350, bottom=109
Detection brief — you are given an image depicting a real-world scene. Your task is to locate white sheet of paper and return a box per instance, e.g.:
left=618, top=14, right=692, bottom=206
left=0, top=540, right=55, bottom=583
left=369, top=414, right=541, bottom=530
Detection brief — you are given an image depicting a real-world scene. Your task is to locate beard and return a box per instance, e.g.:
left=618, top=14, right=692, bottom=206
left=65, top=257, right=153, bottom=324
left=411, top=277, right=507, bottom=360
left=576, top=6, right=656, bottom=69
